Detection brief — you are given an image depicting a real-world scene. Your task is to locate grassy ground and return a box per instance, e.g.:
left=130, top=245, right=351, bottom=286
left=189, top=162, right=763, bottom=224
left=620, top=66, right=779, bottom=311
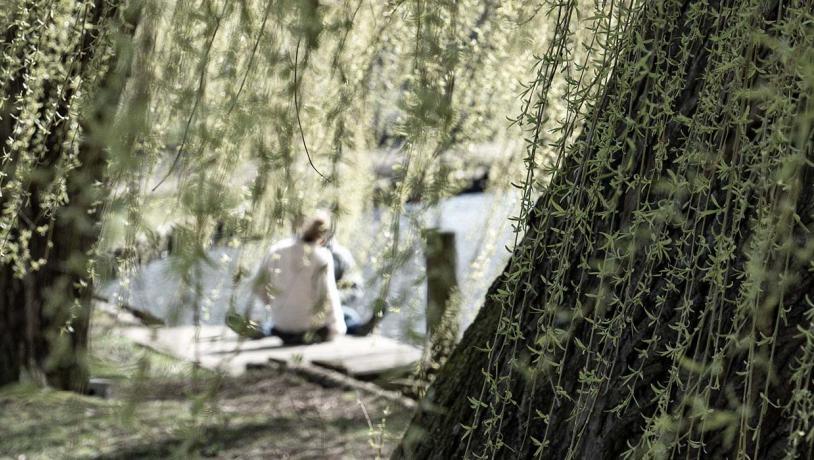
left=0, top=317, right=412, bottom=459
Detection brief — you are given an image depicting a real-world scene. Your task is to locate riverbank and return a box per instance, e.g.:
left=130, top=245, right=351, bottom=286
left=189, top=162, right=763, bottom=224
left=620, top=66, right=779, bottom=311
left=0, top=315, right=411, bottom=459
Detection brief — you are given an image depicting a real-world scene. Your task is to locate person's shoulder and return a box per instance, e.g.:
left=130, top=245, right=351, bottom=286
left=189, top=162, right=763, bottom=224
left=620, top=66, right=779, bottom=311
left=313, top=246, right=333, bottom=265
left=268, top=237, right=297, bottom=252
left=264, top=237, right=298, bottom=260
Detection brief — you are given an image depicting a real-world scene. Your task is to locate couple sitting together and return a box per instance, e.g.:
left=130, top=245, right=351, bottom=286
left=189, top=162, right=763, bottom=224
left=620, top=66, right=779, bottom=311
left=227, top=211, right=372, bottom=345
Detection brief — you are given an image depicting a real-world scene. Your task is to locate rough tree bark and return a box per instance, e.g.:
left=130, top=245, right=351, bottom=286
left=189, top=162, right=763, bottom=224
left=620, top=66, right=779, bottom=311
left=0, top=1, right=137, bottom=391
left=395, top=0, right=814, bottom=458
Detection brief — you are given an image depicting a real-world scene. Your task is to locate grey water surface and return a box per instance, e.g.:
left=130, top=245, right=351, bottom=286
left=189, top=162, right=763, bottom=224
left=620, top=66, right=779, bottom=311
left=102, top=191, right=521, bottom=344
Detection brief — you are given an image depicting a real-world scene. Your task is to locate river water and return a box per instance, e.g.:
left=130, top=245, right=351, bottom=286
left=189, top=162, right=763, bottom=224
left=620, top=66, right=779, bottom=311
left=101, top=191, right=521, bottom=344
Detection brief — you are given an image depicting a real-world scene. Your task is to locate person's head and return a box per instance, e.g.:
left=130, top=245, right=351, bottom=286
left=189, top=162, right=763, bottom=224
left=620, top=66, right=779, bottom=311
left=299, top=211, right=331, bottom=244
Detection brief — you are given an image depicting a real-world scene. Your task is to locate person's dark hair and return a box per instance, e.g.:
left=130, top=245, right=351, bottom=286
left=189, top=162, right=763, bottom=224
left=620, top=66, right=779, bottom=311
left=300, top=212, right=330, bottom=243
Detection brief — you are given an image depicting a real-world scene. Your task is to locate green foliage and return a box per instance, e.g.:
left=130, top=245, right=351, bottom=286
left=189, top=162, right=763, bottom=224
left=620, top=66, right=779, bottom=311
left=7, top=0, right=813, bottom=457
left=1, top=0, right=555, bottom=379
left=458, top=0, right=814, bottom=458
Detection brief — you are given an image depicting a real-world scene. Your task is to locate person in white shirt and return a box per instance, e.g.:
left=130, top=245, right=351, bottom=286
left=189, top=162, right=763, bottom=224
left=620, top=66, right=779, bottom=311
left=227, top=212, right=363, bottom=344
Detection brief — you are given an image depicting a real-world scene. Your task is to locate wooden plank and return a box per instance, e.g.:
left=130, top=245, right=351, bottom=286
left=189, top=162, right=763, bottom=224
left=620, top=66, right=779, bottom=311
left=262, top=335, right=412, bottom=365
left=313, top=349, right=421, bottom=378
left=199, top=336, right=284, bottom=354
left=198, top=348, right=289, bottom=376
left=276, top=361, right=417, bottom=409
left=115, top=325, right=422, bottom=379
left=117, top=325, right=238, bottom=360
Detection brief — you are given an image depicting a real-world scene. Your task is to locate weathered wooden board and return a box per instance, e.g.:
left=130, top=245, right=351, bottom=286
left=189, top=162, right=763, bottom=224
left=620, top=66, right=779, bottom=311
left=313, top=351, right=420, bottom=379
left=115, top=325, right=421, bottom=378
left=269, top=336, right=422, bottom=379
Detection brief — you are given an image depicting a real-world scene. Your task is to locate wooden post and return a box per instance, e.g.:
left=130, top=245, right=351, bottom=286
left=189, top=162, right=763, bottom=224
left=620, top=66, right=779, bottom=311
left=424, top=229, right=459, bottom=366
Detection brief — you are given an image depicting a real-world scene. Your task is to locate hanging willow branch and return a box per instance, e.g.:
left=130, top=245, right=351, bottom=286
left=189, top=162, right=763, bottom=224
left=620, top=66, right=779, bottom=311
left=396, top=0, right=814, bottom=459
left=152, top=0, right=231, bottom=191
left=293, top=38, right=327, bottom=180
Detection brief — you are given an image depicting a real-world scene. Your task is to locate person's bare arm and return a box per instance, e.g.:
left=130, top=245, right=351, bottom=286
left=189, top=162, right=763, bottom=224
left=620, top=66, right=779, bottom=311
left=251, top=259, right=270, bottom=300
left=321, top=257, right=347, bottom=337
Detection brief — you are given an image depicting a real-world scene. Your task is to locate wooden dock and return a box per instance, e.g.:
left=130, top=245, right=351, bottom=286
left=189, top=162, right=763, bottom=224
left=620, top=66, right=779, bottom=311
left=116, top=325, right=422, bottom=379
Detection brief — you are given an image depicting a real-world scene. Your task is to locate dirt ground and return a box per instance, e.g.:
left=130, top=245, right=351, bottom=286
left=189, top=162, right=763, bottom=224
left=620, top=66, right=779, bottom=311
left=0, top=325, right=413, bottom=459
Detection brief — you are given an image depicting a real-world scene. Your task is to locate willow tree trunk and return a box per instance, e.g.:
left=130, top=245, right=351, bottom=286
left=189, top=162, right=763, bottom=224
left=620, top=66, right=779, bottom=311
left=0, top=2, right=134, bottom=391
left=396, top=0, right=814, bottom=459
